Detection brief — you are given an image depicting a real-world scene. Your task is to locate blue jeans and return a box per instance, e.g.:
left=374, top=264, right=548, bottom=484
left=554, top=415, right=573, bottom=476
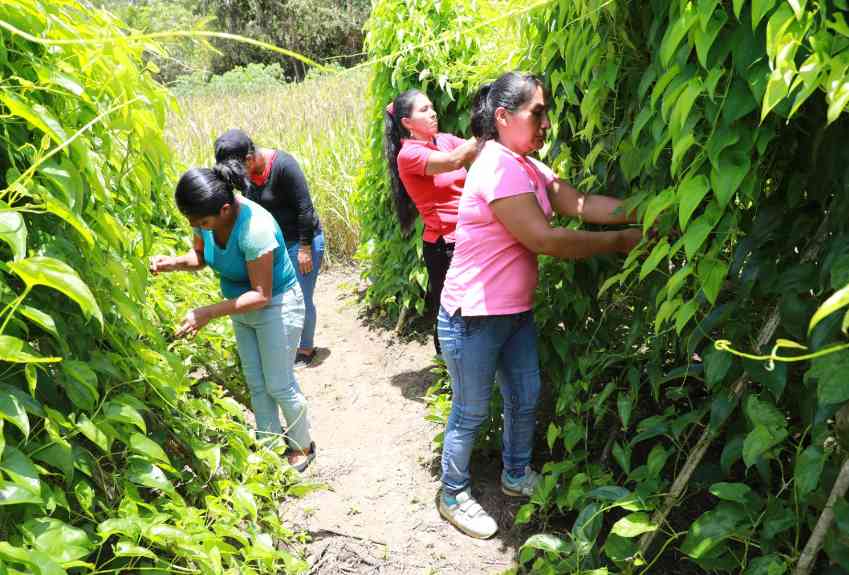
left=438, top=306, right=541, bottom=495
left=232, top=286, right=311, bottom=450
left=286, top=232, right=325, bottom=350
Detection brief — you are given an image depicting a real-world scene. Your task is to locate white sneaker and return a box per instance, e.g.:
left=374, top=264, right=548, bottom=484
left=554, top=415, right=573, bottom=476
left=438, top=489, right=498, bottom=539
left=501, top=466, right=541, bottom=497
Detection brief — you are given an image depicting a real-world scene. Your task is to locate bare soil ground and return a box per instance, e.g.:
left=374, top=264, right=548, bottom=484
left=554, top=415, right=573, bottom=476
left=280, top=268, right=534, bottom=575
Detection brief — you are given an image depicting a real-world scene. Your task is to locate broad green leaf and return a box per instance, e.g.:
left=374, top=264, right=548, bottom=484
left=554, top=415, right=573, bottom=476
left=788, top=53, right=822, bottom=119
left=705, top=346, right=733, bottom=387
left=0, top=335, right=61, bottom=364
left=706, top=126, right=740, bottom=170
left=752, top=0, right=779, bottom=29
left=18, top=305, right=58, bottom=339
left=76, top=414, right=110, bottom=453
left=522, top=533, right=573, bottom=557
left=647, top=443, right=670, bottom=476
left=697, top=257, right=728, bottom=304
left=73, top=480, right=95, bottom=515
left=97, top=517, right=141, bottom=540
left=604, top=532, right=638, bottom=562
left=660, top=6, right=695, bottom=66
left=0, top=211, right=26, bottom=260
left=233, top=484, right=258, bottom=521
left=827, top=76, right=849, bottom=125
left=709, top=482, right=752, bottom=504
left=0, top=543, right=65, bottom=575
left=678, top=175, right=711, bottom=231
left=103, top=400, right=146, bottom=433
left=113, top=541, right=156, bottom=560
left=37, top=194, right=95, bottom=247
left=21, top=518, right=94, bottom=563
left=787, top=0, right=806, bottom=18
left=675, top=299, right=699, bottom=333
left=1, top=447, right=39, bottom=492
left=128, top=433, right=169, bottom=465
left=0, top=389, right=29, bottom=438
left=762, top=68, right=792, bottom=120
left=613, top=442, right=631, bottom=475
left=684, top=202, right=722, bottom=259
left=611, top=512, right=657, bottom=538
left=810, top=349, right=849, bottom=404
left=192, top=441, right=221, bottom=479
left=655, top=297, right=683, bottom=332
left=745, top=394, right=785, bottom=428
left=694, top=8, right=727, bottom=68
left=640, top=240, right=670, bottom=280
left=697, top=0, right=719, bottom=30
left=671, top=79, right=703, bottom=135
left=744, top=554, right=788, bottom=575
left=808, top=283, right=849, bottom=334
left=671, top=132, right=697, bottom=176
left=642, top=187, right=676, bottom=232
left=743, top=425, right=788, bottom=467
left=618, top=393, right=633, bottom=429
left=0, top=480, right=42, bottom=505
left=710, top=148, right=750, bottom=208
left=61, top=361, right=99, bottom=412
left=681, top=502, right=747, bottom=558
left=794, top=445, right=826, bottom=496
left=666, top=266, right=693, bottom=300
left=7, top=257, right=102, bottom=326
left=723, top=78, right=758, bottom=124
left=0, top=91, right=67, bottom=145
left=127, top=458, right=175, bottom=495
left=733, top=0, right=745, bottom=19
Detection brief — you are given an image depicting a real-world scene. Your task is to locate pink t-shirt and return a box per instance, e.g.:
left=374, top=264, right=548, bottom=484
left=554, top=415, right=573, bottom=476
left=397, top=133, right=467, bottom=243
left=441, top=140, right=556, bottom=316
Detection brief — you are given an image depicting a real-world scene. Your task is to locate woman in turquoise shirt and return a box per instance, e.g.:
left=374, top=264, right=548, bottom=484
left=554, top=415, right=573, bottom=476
left=150, top=161, right=315, bottom=471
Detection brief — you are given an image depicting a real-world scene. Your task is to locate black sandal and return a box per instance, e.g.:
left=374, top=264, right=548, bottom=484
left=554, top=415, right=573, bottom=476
left=289, top=442, right=316, bottom=473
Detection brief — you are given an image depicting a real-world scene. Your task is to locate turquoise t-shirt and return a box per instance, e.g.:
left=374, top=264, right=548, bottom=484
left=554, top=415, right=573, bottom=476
left=195, top=197, right=297, bottom=299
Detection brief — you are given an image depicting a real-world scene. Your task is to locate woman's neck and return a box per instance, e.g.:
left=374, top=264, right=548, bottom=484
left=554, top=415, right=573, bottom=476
left=213, top=197, right=241, bottom=247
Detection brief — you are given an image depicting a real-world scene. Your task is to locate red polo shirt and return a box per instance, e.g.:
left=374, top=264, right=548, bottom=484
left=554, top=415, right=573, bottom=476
left=397, top=133, right=468, bottom=243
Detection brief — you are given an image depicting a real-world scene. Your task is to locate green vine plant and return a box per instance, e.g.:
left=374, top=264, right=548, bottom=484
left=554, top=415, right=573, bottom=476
left=359, top=0, right=849, bottom=574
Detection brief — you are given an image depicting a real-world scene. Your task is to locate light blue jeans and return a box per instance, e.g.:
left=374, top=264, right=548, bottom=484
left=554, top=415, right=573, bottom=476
left=286, top=232, right=325, bottom=350
left=231, top=285, right=311, bottom=450
left=438, top=306, right=541, bottom=496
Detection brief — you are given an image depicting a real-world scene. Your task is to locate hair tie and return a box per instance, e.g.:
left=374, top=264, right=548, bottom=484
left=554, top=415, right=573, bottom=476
left=385, top=102, right=395, bottom=116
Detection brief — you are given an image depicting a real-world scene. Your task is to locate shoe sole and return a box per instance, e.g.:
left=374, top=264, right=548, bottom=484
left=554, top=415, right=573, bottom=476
left=437, top=500, right=498, bottom=539
left=501, top=485, right=531, bottom=497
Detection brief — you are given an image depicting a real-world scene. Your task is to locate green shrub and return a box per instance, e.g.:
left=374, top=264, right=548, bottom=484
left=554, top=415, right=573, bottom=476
left=0, top=1, right=308, bottom=572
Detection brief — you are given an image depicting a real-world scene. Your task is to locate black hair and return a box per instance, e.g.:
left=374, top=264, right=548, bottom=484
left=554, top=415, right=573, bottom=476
left=174, top=160, right=248, bottom=218
left=471, top=71, right=544, bottom=145
left=214, top=128, right=256, bottom=163
left=383, top=89, right=424, bottom=236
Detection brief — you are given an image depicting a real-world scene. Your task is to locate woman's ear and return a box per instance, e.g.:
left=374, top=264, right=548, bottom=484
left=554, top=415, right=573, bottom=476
left=494, top=106, right=510, bottom=128
left=399, top=116, right=412, bottom=132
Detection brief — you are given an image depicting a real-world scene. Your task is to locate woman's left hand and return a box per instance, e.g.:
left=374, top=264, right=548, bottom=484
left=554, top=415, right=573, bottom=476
left=175, top=307, right=211, bottom=338
left=298, top=246, right=313, bottom=275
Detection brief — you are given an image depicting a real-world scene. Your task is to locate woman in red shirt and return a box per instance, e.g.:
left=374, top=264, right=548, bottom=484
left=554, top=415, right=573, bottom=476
left=384, top=89, right=478, bottom=354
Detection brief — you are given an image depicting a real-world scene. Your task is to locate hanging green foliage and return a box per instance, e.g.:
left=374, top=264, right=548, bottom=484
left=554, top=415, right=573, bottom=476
left=0, top=1, right=308, bottom=573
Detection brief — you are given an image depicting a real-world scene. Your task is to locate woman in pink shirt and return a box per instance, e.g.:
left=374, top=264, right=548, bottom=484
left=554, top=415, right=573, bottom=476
left=436, top=72, right=642, bottom=539
left=384, top=90, right=478, bottom=354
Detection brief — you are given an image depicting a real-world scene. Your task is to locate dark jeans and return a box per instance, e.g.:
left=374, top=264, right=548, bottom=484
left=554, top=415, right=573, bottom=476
left=422, top=237, right=454, bottom=355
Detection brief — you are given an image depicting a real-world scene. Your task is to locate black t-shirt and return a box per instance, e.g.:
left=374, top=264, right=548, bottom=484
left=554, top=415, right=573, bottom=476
left=245, top=151, right=321, bottom=246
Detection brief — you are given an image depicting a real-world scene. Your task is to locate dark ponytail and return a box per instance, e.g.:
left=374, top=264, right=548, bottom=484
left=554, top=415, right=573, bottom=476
left=383, top=89, right=423, bottom=236
left=470, top=72, right=544, bottom=146
left=175, top=159, right=247, bottom=218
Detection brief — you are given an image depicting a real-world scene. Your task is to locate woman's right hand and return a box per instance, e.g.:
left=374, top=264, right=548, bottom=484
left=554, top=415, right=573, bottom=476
left=149, top=255, right=177, bottom=275
left=617, top=228, right=643, bottom=254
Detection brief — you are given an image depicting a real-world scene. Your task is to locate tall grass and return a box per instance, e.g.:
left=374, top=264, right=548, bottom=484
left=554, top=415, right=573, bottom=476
left=166, top=68, right=369, bottom=261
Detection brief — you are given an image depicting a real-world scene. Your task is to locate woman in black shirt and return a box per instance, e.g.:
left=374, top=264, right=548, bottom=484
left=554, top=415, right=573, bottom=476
left=214, top=129, right=324, bottom=368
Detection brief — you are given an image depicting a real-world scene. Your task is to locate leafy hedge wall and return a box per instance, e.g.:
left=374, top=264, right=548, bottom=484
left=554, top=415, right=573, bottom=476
left=0, top=2, right=307, bottom=573
left=359, top=0, right=849, bottom=572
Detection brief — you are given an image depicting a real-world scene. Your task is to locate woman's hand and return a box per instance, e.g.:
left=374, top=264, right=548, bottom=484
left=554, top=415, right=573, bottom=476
left=149, top=255, right=177, bottom=275
left=617, top=228, right=643, bottom=254
left=175, top=307, right=211, bottom=338
left=297, top=245, right=313, bottom=275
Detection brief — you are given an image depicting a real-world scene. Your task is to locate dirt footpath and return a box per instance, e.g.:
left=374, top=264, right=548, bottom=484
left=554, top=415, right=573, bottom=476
left=281, top=268, right=533, bottom=575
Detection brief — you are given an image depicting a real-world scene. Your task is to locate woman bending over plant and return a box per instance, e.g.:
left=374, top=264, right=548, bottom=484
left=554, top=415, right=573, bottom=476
left=150, top=162, right=315, bottom=471
left=384, top=89, right=478, bottom=356
left=436, top=72, right=642, bottom=539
